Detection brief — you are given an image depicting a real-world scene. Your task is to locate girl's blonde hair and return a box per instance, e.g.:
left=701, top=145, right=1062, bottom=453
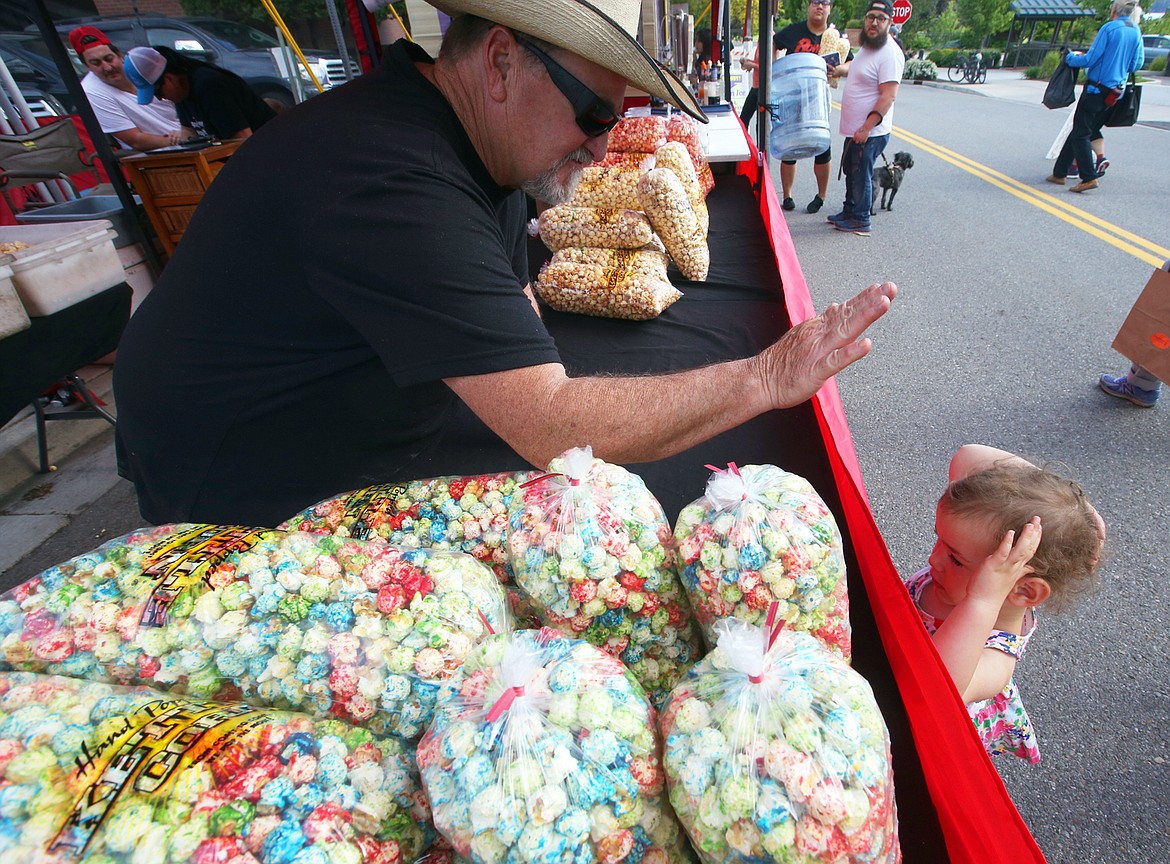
left=939, top=463, right=1101, bottom=609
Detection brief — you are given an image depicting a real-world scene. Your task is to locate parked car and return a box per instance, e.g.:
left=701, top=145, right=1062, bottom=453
left=0, top=86, right=67, bottom=123
left=1142, top=33, right=1170, bottom=66
left=43, top=16, right=357, bottom=109
left=0, top=31, right=83, bottom=111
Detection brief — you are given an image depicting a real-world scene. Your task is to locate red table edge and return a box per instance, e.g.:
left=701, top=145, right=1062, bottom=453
left=733, top=129, right=1047, bottom=864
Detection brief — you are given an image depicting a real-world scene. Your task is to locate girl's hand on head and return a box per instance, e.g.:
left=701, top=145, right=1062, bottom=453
left=969, top=516, right=1042, bottom=605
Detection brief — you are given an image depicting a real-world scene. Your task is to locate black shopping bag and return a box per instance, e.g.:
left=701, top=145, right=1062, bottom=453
left=1104, top=74, right=1141, bottom=127
left=1042, top=59, right=1077, bottom=109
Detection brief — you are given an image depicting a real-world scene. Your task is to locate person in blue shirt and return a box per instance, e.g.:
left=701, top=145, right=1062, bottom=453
left=1046, top=0, right=1143, bottom=193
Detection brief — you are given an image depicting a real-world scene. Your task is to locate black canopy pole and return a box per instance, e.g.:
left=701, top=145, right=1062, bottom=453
left=24, top=0, right=163, bottom=274
left=723, top=0, right=732, bottom=102
left=756, top=0, right=771, bottom=165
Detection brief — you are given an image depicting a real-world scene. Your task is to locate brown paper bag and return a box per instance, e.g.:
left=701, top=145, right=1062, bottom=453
left=1112, top=266, right=1170, bottom=382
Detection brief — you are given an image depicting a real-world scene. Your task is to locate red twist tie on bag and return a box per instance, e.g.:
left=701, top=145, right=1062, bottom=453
left=485, top=685, right=525, bottom=722
left=520, top=472, right=581, bottom=487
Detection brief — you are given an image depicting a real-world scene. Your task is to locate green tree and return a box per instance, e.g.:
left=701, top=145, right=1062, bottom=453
left=954, top=0, right=1013, bottom=46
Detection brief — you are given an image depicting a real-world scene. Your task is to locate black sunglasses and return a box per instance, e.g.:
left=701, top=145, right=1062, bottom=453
left=514, top=35, right=620, bottom=138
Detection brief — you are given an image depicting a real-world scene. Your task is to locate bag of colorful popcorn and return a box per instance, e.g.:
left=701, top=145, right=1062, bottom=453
left=279, top=471, right=539, bottom=626
left=536, top=247, right=681, bottom=320
left=0, top=525, right=508, bottom=739
left=0, top=671, right=435, bottom=863
left=505, top=447, right=702, bottom=705
left=674, top=464, right=851, bottom=659
left=608, top=116, right=668, bottom=153
left=418, top=628, right=695, bottom=864
left=660, top=616, right=900, bottom=864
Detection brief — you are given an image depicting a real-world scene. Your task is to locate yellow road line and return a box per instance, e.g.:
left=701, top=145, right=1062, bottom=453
left=830, top=100, right=1169, bottom=267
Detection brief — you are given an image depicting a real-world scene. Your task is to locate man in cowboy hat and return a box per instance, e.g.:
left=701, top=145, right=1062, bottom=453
left=68, top=25, right=193, bottom=150
left=114, top=0, right=897, bottom=527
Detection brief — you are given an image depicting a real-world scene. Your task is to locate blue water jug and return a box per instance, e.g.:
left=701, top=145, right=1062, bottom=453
left=768, top=53, right=832, bottom=161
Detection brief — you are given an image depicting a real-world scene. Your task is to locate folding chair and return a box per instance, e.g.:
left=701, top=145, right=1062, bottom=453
left=0, top=117, right=111, bottom=213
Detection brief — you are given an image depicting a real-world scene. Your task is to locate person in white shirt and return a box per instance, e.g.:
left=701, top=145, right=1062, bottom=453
left=69, top=25, right=194, bottom=150
left=825, top=0, right=904, bottom=235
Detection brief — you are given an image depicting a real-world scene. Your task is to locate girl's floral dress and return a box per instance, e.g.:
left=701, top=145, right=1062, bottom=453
left=905, top=568, right=1041, bottom=764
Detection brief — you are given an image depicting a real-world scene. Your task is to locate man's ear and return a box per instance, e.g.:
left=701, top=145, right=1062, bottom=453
left=483, top=26, right=520, bottom=104
left=1009, top=576, right=1051, bottom=608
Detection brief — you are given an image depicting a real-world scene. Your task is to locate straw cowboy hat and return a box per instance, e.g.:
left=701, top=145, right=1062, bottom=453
left=430, top=0, right=706, bottom=121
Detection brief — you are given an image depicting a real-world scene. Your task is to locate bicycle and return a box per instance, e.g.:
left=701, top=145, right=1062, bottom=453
left=947, top=52, right=987, bottom=84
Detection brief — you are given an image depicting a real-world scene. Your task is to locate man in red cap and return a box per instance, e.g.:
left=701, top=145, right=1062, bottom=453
left=69, top=24, right=193, bottom=150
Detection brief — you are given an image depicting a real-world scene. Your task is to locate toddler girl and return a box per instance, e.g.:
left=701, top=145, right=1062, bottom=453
left=905, top=444, right=1104, bottom=763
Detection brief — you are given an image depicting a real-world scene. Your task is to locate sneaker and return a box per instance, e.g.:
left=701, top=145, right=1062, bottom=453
left=1099, top=373, right=1159, bottom=407
left=827, top=211, right=848, bottom=225
left=1070, top=178, right=1098, bottom=193
left=1068, top=162, right=1079, bottom=178
left=833, top=218, right=871, bottom=236
left=782, top=197, right=796, bottom=211
left=1095, top=154, right=1109, bottom=176
left=806, top=195, right=824, bottom=214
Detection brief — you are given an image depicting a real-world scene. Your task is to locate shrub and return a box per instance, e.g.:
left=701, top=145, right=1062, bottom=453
left=1023, top=65, right=1043, bottom=79
left=1038, top=50, right=1063, bottom=79
left=904, top=58, right=938, bottom=80
left=929, top=48, right=961, bottom=67
left=1153, top=56, right=1168, bottom=73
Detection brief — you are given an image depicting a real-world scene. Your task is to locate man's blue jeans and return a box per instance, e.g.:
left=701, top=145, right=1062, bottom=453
left=841, top=133, right=889, bottom=224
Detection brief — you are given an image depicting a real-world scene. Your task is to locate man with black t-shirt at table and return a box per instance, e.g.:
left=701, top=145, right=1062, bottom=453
left=113, top=0, right=897, bottom=528
left=775, top=0, right=854, bottom=214
left=123, top=45, right=275, bottom=141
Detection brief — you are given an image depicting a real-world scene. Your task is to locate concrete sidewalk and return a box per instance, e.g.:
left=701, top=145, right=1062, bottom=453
left=918, top=65, right=1170, bottom=125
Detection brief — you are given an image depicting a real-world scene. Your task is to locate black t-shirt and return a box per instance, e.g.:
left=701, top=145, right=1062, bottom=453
left=775, top=21, right=854, bottom=62
left=114, top=40, right=560, bottom=527
left=177, top=65, right=276, bottom=139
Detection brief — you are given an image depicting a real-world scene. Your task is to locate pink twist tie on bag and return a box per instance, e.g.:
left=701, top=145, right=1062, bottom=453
left=485, top=684, right=526, bottom=722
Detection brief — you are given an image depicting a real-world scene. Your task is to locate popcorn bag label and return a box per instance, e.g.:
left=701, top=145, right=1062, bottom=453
left=137, top=524, right=267, bottom=627
left=53, top=698, right=264, bottom=858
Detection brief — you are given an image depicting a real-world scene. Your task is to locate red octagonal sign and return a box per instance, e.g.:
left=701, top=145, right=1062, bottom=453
left=892, top=0, right=913, bottom=24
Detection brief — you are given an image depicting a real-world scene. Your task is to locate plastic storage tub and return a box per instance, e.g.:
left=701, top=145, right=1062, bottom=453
left=14, top=195, right=143, bottom=249
left=0, top=220, right=123, bottom=317
left=0, top=259, right=30, bottom=339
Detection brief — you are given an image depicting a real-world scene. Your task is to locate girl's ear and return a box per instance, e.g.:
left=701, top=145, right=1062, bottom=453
left=1009, top=576, right=1052, bottom=607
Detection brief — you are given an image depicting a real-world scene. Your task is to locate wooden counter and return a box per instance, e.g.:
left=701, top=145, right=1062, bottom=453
left=121, top=141, right=242, bottom=256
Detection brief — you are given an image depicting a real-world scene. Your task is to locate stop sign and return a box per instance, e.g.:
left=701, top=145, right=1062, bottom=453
left=892, top=0, right=912, bottom=25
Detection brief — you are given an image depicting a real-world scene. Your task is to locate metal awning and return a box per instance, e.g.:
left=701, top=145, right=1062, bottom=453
left=1008, top=0, right=1098, bottom=20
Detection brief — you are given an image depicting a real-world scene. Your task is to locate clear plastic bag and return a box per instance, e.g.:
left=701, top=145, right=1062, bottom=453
left=637, top=168, right=710, bottom=282
left=660, top=617, right=899, bottom=864
left=674, top=464, right=850, bottom=659
left=0, top=526, right=509, bottom=738
left=538, top=206, right=655, bottom=252
left=653, top=142, right=709, bottom=237
left=505, top=447, right=702, bottom=705
left=567, top=164, right=651, bottom=210
left=279, top=471, right=538, bottom=626
left=665, top=115, right=715, bottom=197
left=608, top=116, right=668, bottom=153
left=536, top=247, right=681, bottom=320
left=0, top=671, right=435, bottom=863
left=418, top=629, right=694, bottom=864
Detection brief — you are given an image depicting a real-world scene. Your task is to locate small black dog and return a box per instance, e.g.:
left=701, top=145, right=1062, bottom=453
left=871, top=151, right=914, bottom=214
